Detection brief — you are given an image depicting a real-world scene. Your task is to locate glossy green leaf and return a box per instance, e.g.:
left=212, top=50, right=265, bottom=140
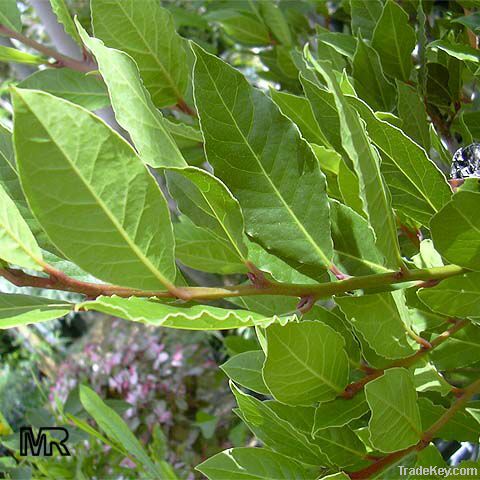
left=50, top=0, right=82, bottom=45
left=352, top=37, right=395, bottom=112
left=310, top=58, right=402, bottom=269
left=269, top=89, right=330, bottom=146
left=263, top=321, right=349, bottom=405
left=91, top=0, right=189, bottom=108
left=431, top=192, right=480, bottom=271
left=0, top=46, right=44, bottom=65
left=365, top=368, right=422, bottom=452
left=82, top=295, right=279, bottom=331
left=220, top=351, right=269, bottom=395
left=419, top=397, right=480, bottom=442
left=313, top=392, right=369, bottom=433
left=79, top=385, right=160, bottom=477
left=337, top=292, right=416, bottom=360
left=329, top=199, right=388, bottom=276
left=348, top=96, right=451, bottom=226
left=371, top=0, right=416, bottom=82
left=12, top=88, right=176, bottom=290
left=231, top=383, right=330, bottom=467
left=18, top=69, right=109, bottom=111
left=0, top=0, right=21, bottom=31
left=174, top=217, right=247, bottom=275
left=77, top=23, right=185, bottom=168
left=418, top=272, right=480, bottom=321
left=0, top=183, right=43, bottom=270
left=197, top=448, right=316, bottom=480
left=413, top=362, right=452, bottom=396
left=0, top=294, right=72, bottom=329
left=338, top=160, right=364, bottom=218
left=350, top=0, right=383, bottom=38
left=193, top=44, right=333, bottom=280
left=166, top=166, right=248, bottom=266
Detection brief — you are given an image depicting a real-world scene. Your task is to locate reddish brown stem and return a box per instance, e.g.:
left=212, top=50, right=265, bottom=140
left=342, top=319, right=469, bottom=398
left=176, top=98, right=197, bottom=117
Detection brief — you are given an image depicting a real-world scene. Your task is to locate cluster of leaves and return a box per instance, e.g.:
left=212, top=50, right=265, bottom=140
left=1, top=0, right=480, bottom=478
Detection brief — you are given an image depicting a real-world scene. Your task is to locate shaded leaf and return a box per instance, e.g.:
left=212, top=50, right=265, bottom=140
left=50, top=0, right=82, bottom=45
left=431, top=191, right=480, bottom=271
left=372, top=0, right=416, bottom=82
left=0, top=0, right=21, bottom=31
left=350, top=0, right=383, bottom=39
left=220, top=351, right=269, bottom=395
left=19, top=69, right=109, bottom=111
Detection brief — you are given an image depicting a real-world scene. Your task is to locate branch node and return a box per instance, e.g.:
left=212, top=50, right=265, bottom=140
left=296, top=295, right=316, bottom=314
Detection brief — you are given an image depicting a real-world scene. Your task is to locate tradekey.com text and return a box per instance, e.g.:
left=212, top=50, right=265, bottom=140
left=399, top=465, right=477, bottom=477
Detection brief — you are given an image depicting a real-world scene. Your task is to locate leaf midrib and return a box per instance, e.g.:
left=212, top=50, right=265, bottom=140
left=198, top=53, right=332, bottom=268
left=19, top=93, right=173, bottom=289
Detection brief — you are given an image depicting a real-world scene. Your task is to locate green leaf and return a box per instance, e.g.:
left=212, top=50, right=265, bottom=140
left=350, top=0, right=383, bottom=39
left=174, top=217, right=247, bottom=275
left=207, top=9, right=271, bottom=46
left=418, top=272, right=480, bottom=321
left=259, top=1, right=292, bottom=46
left=452, top=12, right=480, bottom=33
left=0, top=46, right=44, bottom=65
left=313, top=392, right=369, bottom=433
left=318, top=33, right=357, bottom=59
left=309, top=58, right=402, bottom=269
left=426, top=63, right=452, bottom=107
left=264, top=400, right=367, bottom=468
left=12, top=88, right=176, bottom=290
left=419, top=397, right=480, bottom=442
left=311, top=145, right=342, bottom=199
left=431, top=191, right=480, bottom=271
left=77, top=23, right=185, bottom=168
left=166, top=167, right=248, bottom=266
left=0, top=183, right=43, bottom=270
left=430, top=40, right=480, bottom=63
left=263, top=321, right=349, bottom=405
left=430, top=322, right=480, bottom=370
left=337, top=160, right=364, bottom=218
left=220, top=351, right=269, bottom=395
left=0, top=0, right=21, bottom=31
left=337, top=292, right=416, bottom=360
left=300, top=76, right=344, bottom=155
left=0, top=293, right=72, bottom=329
left=329, top=199, right=388, bottom=276
left=371, top=0, right=416, bottom=82
left=197, top=448, right=316, bottom=480
left=397, top=81, right=431, bottom=150
left=82, top=295, right=279, bottom=331
left=269, top=89, right=330, bottom=146
left=230, top=384, right=329, bottom=467
left=50, top=0, right=82, bottom=45
left=348, top=96, right=451, bottom=226
left=413, top=362, right=452, bottom=396
left=365, top=368, right=422, bottom=452
left=91, top=0, right=189, bottom=108
left=352, top=37, right=396, bottom=112
left=18, top=69, right=109, bottom=111
left=79, top=385, right=160, bottom=477
left=192, top=44, right=333, bottom=280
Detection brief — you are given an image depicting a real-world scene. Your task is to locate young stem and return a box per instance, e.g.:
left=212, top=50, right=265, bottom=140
left=348, top=376, right=480, bottom=479
left=0, top=24, right=93, bottom=73
left=0, top=264, right=467, bottom=301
